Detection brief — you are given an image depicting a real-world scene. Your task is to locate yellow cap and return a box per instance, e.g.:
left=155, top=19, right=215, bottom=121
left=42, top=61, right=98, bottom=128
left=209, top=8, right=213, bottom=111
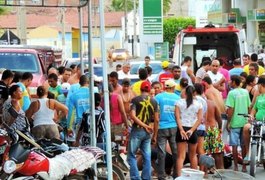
left=161, top=61, right=169, bottom=69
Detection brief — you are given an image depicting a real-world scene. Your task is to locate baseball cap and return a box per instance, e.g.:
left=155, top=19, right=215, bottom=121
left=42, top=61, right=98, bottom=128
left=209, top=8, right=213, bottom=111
left=140, top=81, right=151, bottom=92
left=161, top=61, right=170, bottom=69
left=122, top=78, right=131, bottom=86
left=164, top=79, right=176, bottom=88
left=61, top=83, right=71, bottom=93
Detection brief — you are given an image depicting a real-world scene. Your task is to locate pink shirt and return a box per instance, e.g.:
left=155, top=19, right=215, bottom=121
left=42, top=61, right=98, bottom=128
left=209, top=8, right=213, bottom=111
left=219, top=67, right=230, bottom=99
left=110, top=93, right=123, bottom=125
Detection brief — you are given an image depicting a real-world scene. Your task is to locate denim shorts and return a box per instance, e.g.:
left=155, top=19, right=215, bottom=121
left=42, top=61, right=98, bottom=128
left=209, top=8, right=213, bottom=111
left=229, top=128, right=244, bottom=146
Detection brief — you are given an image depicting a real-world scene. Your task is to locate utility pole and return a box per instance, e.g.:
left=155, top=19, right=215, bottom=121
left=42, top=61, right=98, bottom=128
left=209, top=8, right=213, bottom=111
left=124, top=0, right=128, bottom=47
left=60, top=0, right=66, bottom=60
left=133, top=0, right=137, bottom=58
left=17, top=1, right=27, bottom=45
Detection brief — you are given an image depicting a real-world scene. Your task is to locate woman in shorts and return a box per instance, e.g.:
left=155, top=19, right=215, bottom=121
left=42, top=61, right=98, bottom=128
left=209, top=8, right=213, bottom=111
left=175, top=85, right=203, bottom=177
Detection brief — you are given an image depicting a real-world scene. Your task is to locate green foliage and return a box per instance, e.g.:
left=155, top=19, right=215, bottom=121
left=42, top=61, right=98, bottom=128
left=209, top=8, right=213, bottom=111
left=163, top=0, right=171, bottom=15
left=0, top=7, right=8, bottom=15
left=110, top=0, right=171, bottom=15
left=111, top=0, right=134, bottom=12
left=163, top=17, right=195, bottom=48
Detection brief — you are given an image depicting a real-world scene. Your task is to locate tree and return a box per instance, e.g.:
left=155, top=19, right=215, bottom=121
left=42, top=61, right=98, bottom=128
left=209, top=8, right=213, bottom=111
left=111, top=0, right=134, bottom=12
left=110, top=0, right=172, bottom=14
left=163, top=17, right=195, bottom=48
left=163, top=0, right=171, bottom=15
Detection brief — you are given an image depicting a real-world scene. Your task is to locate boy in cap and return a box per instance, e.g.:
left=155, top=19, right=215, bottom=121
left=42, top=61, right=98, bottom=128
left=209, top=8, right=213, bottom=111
left=127, top=80, right=158, bottom=180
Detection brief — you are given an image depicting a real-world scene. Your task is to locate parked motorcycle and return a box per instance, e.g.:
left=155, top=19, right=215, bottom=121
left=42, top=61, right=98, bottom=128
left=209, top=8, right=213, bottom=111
left=0, top=125, right=104, bottom=180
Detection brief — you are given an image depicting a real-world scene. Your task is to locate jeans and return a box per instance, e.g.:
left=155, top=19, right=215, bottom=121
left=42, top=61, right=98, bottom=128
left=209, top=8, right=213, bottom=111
left=127, top=127, right=151, bottom=180
left=157, top=127, right=177, bottom=179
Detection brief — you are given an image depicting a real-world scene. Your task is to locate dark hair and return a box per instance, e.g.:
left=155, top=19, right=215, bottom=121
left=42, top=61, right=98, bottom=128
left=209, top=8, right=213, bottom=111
left=180, top=78, right=189, bottom=88
left=138, top=68, right=148, bottom=80
left=145, top=56, right=150, bottom=60
left=151, top=81, right=161, bottom=87
left=48, top=73, right=58, bottom=81
left=251, top=53, right=258, bottom=62
left=47, top=91, right=55, bottom=99
left=145, top=66, right=152, bottom=75
left=70, top=64, right=77, bottom=70
left=230, top=75, right=241, bottom=86
left=202, top=76, right=212, bottom=85
left=194, top=83, right=204, bottom=95
left=183, top=56, right=192, bottom=63
left=9, top=84, right=20, bottom=96
left=21, top=72, right=33, bottom=81
left=240, top=71, right=248, bottom=79
left=1, top=70, right=14, bottom=80
left=172, top=65, right=181, bottom=71
left=243, top=54, right=250, bottom=58
left=12, top=72, right=23, bottom=83
left=201, top=60, right=211, bottom=67
left=95, top=93, right=101, bottom=107
left=249, top=62, right=259, bottom=72
left=109, top=71, right=119, bottom=80
left=79, top=75, right=89, bottom=86
left=186, top=86, right=195, bottom=108
left=116, top=64, right=122, bottom=68
left=63, top=68, right=72, bottom=73
left=57, top=66, right=65, bottom=75
left=246, top=75, right=256, bottom=85
left=37, top=86, right=47, bottom=97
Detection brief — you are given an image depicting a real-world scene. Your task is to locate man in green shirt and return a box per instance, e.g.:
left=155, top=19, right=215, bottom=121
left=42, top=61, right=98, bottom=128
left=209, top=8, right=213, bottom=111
left=243, top=76, right=265, bottom=166
left=226, top=75, right=251, bottom=172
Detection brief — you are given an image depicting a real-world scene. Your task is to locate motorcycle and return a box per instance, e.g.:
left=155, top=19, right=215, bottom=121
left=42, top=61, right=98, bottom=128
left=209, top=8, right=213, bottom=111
left=0, top=125, right=104, bottom=180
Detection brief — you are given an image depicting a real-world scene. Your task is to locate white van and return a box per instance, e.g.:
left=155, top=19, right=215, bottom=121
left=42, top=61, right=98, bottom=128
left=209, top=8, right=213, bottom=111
left=172, top=24, right=247, bottom=71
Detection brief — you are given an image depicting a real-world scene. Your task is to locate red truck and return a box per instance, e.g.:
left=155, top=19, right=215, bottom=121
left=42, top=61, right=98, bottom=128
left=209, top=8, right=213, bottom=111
left=0, top=45, right=62, bottom=96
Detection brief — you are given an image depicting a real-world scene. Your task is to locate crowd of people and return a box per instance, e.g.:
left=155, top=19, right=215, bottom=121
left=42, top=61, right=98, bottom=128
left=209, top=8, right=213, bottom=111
left=0, top=52, right=265, bottom=179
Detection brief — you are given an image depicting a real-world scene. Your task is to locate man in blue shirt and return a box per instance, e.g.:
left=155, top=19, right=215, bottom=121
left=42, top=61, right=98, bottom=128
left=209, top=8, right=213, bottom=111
left=17, top=72, right=33, bottom=111
left=154, top=79, right=180, bottom=179
left=67, top=75, right=90, bottom=140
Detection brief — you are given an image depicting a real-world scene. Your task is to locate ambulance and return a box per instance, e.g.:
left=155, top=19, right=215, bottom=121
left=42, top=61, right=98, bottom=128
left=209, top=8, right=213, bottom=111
left=172, top=24, right=248, bottom=71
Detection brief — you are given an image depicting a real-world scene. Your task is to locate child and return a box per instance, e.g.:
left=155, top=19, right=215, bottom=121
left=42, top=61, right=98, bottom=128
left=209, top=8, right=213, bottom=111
left=74, top=93, right=105, bottom=146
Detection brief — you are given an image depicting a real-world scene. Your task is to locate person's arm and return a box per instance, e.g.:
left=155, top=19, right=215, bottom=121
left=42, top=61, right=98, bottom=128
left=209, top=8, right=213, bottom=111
left=213, top=77, right=225, bottom=92
left=214, top=105, right=222, bottom=129
left=130, top=109, right=153, bottom=133
left=25, top=101, right=36, bottom=122
left=226, top=107, right=234, bottom=132
left=53, top=100, right=68, bottom=117
left=190, top=108, right=202, bottom=133
left=175, top=105, right=188, bottom=140
left=117, top=95, right=128, bottom=128
left=152, top=111, right=159, bottom=145
left=187, top=68, right=195, bottom=83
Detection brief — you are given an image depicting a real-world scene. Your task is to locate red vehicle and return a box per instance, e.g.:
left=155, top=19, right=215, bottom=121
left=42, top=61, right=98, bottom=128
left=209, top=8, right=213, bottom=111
left=173, top=24, right=248, bottom=71
left=0, top=45, right=62, bottom=96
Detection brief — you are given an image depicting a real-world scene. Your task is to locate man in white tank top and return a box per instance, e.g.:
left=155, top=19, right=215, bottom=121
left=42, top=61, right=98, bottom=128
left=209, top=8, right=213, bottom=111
left=180, top=56, right=195, bottom=85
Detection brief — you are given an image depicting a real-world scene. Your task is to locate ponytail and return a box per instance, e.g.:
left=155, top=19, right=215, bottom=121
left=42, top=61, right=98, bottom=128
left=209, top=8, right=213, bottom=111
left=186, top=85, right=195, bottom=108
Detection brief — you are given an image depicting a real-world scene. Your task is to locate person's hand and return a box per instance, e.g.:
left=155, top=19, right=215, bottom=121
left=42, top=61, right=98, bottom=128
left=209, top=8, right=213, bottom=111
left=186, top=129, right=193, bottom=139
left=180, top=129, right=188, bottom=140
left=67, top=129, right=73, bottom=136
left=144, top=125, right=153, bottom=134
left=226, top=123, right=231, bottom=133
left=151, top=136, right=157, bottom=145
left=248, top=115, right=254, bottom=123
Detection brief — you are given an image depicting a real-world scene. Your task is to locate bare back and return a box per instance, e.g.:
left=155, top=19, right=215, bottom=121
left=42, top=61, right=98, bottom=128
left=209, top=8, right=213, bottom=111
left=205, top=86, right=225, bottom=113
left=205, top=100, right=222, bottom=129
